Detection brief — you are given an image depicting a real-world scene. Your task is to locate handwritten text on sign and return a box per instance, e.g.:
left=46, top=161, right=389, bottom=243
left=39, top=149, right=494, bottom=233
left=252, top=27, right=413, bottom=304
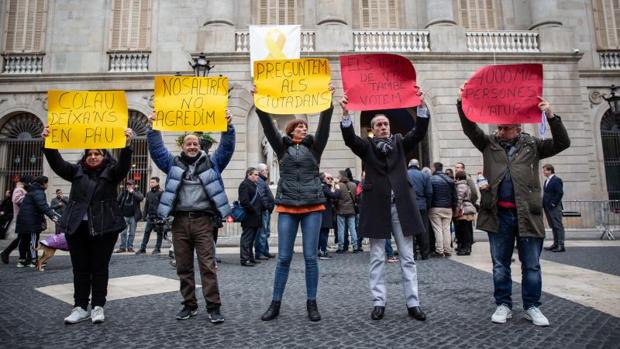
left=340, top=54, right=420, bottom=111
left=253, top=58, right=331, bottom=115
left=154, top=76, right=228, bottom=132
left=462, top=64, right=543, bottom=124
left=46, top=90, right=128, bottom=149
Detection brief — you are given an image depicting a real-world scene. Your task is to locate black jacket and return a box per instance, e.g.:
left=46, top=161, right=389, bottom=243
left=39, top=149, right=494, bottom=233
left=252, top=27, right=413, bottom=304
left=43, top=147, right=132, bottom=236
left=430, top=172, right=457, bottom=209
left=257, top=176, right=275, bottom=213
left=143, top=187, right=163, bottom=219
left=238, top=178, right=262, bottom=228
left=257, top=106, right=333, bottom=206
left=117, top=190, right=144, bottom=220
left=341, top=111, right=430, bottom=239
left=15, top=182, right=57, bottom=235
left=543, top=175, right=563, bottom=209
left=321, top=183, right=340, bottom=229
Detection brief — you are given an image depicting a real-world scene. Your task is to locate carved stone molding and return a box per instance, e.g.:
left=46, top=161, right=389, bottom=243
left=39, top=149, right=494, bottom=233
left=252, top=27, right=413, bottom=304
left=589, top=90, right=604, bottom=106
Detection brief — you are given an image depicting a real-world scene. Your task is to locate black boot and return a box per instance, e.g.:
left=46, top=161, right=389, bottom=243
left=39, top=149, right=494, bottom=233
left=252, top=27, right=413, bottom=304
left=261, top=301, right=281, bottom=321
left=544, top=243, right=557, bottom=251
left=307, top=300, right=321, bottom=322
left=552, top=244, right=566, bottom=252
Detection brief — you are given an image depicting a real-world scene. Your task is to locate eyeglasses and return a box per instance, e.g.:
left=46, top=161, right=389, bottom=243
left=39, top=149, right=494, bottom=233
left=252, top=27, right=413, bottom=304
left=325, top=177, right=333, bottom=180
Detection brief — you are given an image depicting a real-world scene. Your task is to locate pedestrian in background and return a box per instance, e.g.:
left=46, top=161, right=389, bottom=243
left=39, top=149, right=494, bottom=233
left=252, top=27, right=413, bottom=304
left=238, top=167, right=263, bottom=266
left=115, top=180, right=143, bottom=253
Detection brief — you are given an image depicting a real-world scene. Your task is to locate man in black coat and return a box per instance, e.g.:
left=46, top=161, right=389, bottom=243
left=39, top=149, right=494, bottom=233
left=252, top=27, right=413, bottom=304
left=542, top=164, right=565, bottom=252
left=238, top=167, right=263, bottom=266
left=50, top=189, right=69, bottom=234
left=115, top=180, right=143, bottom=253
left=254, top=163, right=275, bottom=260
left=137, top=177, right=164, bottom=254
left=319, top=172, right=340, bottom=259
left=339, top=89, right=429, bottom=322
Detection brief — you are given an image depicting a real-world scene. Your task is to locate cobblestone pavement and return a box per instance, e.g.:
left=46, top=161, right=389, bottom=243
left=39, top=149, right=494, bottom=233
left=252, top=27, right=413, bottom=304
left=1, top=249, right=619, bottom=349
left=541, top=246, right=620, bottom=277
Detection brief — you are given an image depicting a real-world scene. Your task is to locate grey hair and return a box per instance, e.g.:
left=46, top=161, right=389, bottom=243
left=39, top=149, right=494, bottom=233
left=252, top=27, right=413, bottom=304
left=256, top=163, right=268, bottom=172
left=408, top=159, right=419, bottom=167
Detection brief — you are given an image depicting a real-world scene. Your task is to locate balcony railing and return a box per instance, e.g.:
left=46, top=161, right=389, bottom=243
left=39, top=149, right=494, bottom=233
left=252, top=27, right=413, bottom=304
left=2, top=53, right=44, bottom=74
left=235, top=31, right=316, bottom=53
left=466, top=31, right=539, bottom=53
left=353, top=30, right=430, bottom=52
left=599, top=51, right=620, bottom=70
left=108, top=51, right=150, bottom=72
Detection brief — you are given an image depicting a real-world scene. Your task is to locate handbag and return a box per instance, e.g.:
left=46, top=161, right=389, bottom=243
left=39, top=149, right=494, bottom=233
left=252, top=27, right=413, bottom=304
left=230, top=190, right=259, bottom=222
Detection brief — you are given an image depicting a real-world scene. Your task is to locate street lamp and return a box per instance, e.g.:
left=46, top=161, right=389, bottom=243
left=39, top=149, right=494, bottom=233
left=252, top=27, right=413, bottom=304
left=189, top=53, right=214, bottom=77
left=603, top=84, right=620, bottom=116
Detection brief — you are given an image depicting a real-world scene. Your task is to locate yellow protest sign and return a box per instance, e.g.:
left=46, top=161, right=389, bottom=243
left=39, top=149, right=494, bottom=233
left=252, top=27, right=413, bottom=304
left=153, top=76, right=228, bottom=132
left=45, top=90, right=128, bottom=150
left=253, top=58, right=331, bottom=115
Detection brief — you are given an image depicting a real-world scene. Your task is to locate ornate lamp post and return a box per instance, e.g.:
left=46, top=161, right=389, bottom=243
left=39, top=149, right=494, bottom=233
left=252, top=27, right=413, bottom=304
left=189, top=53, right=214, bottom=77
left=603, top=84, right=620, bottom=116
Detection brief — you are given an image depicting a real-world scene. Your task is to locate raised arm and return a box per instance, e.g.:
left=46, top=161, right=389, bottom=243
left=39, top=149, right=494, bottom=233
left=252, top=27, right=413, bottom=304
left=42, top=149, right=78, bottom=182
left=457, top=101, right=490, bottom=152
left=536, top=98, right=571, bottom=159
left=256, top=108, right=285, bottom=158
left=312, top=105, right=334, bottom=156
left=339, top=94, right=370, bottom=158
left=108, top=145, right=133, bottom=183
left=403, top=88, right=431, bottom=152
left=147, top=128, right=174, bottom=173
left=212, top=110, right=236, bottom=171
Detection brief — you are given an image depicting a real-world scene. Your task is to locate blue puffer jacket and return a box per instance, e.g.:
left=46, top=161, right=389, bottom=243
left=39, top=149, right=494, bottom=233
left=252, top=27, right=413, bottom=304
left=147, top=125, right=235, bottom=219
left=430, top=172, right=457, bottom=209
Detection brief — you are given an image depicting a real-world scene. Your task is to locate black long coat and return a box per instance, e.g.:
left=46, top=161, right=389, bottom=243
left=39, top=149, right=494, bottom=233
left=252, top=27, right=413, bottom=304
left=43, top=147, right=132, bottom=236
left=341, top=115, right=430, bottom=239
left=15, top=182, right=56, bottom=235
left=238, top=178, right=262, bottom=228
left=321, top=183, right=340, bottom=229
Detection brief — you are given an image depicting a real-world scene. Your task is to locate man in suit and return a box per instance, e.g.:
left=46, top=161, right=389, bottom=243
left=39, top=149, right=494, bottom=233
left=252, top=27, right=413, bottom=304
left=542, top=164, right=566, bottom=252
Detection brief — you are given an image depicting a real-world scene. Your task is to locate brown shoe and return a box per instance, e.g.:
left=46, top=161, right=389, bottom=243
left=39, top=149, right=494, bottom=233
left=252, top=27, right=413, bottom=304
left=127, top=248, right=135, bottom=253
left=114, top=248, right=126, bottom=253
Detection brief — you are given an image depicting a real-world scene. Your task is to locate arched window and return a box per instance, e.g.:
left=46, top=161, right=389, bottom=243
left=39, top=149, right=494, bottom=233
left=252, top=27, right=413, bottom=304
left=455, top=0, right=502, bottom=30
left=112, top=110, right=151, bottom=195
left=254, top=0, right=303, bottom=25
left=0, top=113, right=44, bottom=194
left=592, top=0, right=620, bottom=49
left=601, top=110, right=620, bottom=200
left=353, top=0, right=402, bottom=29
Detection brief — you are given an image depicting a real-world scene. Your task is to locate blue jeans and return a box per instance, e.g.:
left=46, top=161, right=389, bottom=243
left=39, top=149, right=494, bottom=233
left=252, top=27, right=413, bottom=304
left=255, top=211, right=272, bottom=257
left=385, top=239, right=394, bottom=257
left=272, top=212, right=321, bottom=301
left=337, top=214, right=358, bottom=251
left=488, top=208, right=544, bottom=310
left=119, top=216, right=137, bottom=249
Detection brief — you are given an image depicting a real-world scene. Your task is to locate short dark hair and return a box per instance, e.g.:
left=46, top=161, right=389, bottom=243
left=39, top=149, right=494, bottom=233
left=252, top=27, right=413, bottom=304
left=285, top=119, right=308, bottom=138
left=34, top=176, right=48, bottom=185
left=245, top=167, right=257, bottom=177
left=543, top=164, right=555, bottom=173
left=433, top=162, right=444, bottom=172
left=150, top=176, right=160, bottom=183
left=55, top=189, right=62, bottom=194
left=455, top=171, right=467, bottom=180
left=456, top=161, right=465, bottom=169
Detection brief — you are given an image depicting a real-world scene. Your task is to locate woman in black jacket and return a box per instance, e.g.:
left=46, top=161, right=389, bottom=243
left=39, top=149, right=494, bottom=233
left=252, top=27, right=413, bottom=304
left=254, top=85, right=334, bottom=322
left=42, top=126, right=133, bottom=325
left=238, top=167, right=263, bottom=266
left=15, top=176, right=57, bottom=267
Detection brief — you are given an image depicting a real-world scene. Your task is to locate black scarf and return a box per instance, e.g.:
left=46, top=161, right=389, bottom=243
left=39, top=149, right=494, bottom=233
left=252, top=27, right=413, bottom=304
left=372, top=135, right=395, bottom=155
left=180, top=152, right=200, bottom=165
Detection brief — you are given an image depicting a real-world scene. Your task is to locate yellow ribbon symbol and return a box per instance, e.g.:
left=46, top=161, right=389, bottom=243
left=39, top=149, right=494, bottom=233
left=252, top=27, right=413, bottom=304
left=265, top=29, right=287, bottom=60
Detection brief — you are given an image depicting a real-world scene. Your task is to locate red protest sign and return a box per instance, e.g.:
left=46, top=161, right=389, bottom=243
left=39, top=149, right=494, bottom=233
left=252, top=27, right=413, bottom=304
left=340, top=54, right=420, bottom=111
left=462, top=64, right=543, bottom=124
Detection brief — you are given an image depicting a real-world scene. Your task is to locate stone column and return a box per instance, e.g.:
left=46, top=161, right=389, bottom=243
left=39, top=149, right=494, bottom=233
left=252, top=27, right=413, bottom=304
left=197, top=0, right=236, bottom=53
left=529, top=0, right=562, bottom=30
left=425, top=0, right=467, bottom=52
left=315, top=0, right=352, bottom=51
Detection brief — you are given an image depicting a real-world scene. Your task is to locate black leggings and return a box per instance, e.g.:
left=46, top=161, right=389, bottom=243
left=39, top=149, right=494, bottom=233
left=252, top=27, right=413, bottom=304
left=66, top=222, right=118, bottom=309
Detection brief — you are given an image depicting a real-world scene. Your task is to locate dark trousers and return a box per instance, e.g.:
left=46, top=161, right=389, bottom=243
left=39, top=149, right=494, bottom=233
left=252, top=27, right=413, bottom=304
left=66, top=222, right=118, bottom=309
left=0, top=215, right=12, bottom=239
left=413, top=209, right=430, bottom=257
left=319, top=227, right=330, bottom=253
left=2, top=236, right=19, bottom=256
left=140, top=217, right=163, bottom=251
left=240, top=226, right=258, bottom=263
left=454, top=219, right=473, bottom=249
left=18, top=232, right=40, bottom=262
left=544, top=205, right=565, bottom=245
left=172, top=215, right=220, bottom=310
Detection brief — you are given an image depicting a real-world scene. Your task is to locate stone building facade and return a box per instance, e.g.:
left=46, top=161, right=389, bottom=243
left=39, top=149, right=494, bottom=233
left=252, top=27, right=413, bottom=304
left=0, top=0, right=619, bottom=202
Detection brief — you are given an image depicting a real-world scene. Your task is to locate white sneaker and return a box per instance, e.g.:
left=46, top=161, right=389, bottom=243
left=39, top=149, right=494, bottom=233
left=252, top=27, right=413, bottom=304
left=64, top=307, right=90, bottom=324
left=91, top=306, right=105, bottom=324
left=525, top=306, right=550, bottom=327
left=491, top=304, right=512, bottom=324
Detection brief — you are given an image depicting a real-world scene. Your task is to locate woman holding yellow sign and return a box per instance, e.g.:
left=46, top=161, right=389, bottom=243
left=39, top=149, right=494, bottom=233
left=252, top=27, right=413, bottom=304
left=253, top=83, right=334, bottom=323
left=42, top=126, right=134, bottom=325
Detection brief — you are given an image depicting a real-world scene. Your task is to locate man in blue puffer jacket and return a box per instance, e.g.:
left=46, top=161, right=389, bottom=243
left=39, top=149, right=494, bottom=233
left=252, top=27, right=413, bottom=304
left=147, top=111, right=235, bottom=324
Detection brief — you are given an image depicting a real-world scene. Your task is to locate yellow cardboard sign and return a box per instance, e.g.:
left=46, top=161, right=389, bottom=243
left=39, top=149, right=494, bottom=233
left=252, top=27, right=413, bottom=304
left=253, top=58, right=331, bottom=115
left=45, top=90, right=128, bottom=149
left=153, top=76, right=228, bottom=132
